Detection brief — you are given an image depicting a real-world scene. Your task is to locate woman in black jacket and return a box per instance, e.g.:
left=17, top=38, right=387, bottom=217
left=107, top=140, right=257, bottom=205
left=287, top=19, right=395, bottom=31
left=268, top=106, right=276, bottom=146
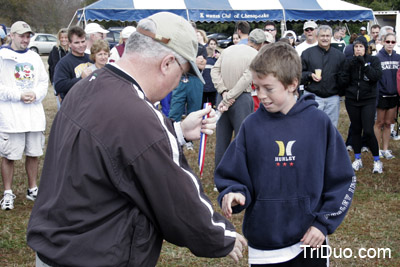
left=342, top=37, right=383, bottom=173
left=48, top=28, right=69, bottom=84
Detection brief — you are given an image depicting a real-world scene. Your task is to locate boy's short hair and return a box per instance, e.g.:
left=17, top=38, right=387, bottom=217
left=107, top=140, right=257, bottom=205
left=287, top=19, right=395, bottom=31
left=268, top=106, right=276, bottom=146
left=250, top=42, right=301, bottom=89
left=68, top=26, right=86, bottom=42
left=90, top=39, right=110, bottom=62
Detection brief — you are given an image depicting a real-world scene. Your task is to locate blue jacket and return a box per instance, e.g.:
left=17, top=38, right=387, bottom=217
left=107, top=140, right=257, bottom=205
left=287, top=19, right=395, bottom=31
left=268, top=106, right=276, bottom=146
left=215, top=94, right=355, bottom=250
left=376, top=48, right=400, bottom=96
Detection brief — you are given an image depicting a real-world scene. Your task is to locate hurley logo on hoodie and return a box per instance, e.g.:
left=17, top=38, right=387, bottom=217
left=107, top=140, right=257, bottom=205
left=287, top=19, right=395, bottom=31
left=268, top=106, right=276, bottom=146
left=275, top=141, right=296, bottom=166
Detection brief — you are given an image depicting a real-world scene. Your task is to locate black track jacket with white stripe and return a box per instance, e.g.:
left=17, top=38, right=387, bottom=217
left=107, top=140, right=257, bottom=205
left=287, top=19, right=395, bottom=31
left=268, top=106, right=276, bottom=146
left=27, top=64, right=236, bottom=267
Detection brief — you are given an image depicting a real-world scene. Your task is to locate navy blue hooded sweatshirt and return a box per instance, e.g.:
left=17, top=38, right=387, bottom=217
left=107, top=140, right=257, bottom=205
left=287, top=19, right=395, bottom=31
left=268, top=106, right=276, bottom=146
left=215, top=94, right=356, bottom=250
left=376, top=48, right=400, bottom=96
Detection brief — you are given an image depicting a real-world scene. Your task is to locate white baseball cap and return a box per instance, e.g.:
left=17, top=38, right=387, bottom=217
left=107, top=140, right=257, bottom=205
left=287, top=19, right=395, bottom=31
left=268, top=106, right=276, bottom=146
left=121, top=26, right=136, bottom=39
left=264, top=31, right=275, bottom=43
left=0, top=28, right=5, bottom=39
left=303, top=21, right=318, bottom=30
left=85, top=23, right=109, bottom=34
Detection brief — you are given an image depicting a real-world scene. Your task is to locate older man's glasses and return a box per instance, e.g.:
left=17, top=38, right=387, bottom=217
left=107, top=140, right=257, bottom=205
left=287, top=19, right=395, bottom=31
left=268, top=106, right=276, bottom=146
left=304, top=28, right=315, bottom=32
left=176, top=60, right=189, bottom=83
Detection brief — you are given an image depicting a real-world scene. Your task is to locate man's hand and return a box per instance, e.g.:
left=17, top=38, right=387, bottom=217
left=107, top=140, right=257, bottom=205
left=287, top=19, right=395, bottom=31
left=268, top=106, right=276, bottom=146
left=181, top=105, right=216, bottom=141
left=228, top=233, right=247, bottom=263
left=217, top=102, right=229, bottom=113
left=218, top=92, right=235, bottom=113
left=300, top=226, right=325, bottom=248
left=311, top=73, right=322, bottom=82
left=222, top=192, right=246, bottom=219
left=21, top=91, right=36, bottom=104
left=81, top=67, right=93, bottom=79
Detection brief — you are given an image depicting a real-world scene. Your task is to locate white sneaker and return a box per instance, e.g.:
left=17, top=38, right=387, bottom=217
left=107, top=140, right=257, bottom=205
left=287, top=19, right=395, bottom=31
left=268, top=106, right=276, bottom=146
left=379, top=150, right=384, bottom=158
left=1, top=192, right=16, bottom=210
left=361, top=146, right=369, bottom=153
left=381, top=150, right=395, bottom=160
left=372, top=161, right=383, bottom=174
left=392, top=135, right=400, bottom=141
left=26, top=187, right=38, bottom=201
left=352, top=159, right=363, bottom=171
left=346, top=145, right=353, bottom=152
left=185, top=141, right=194, bottom=151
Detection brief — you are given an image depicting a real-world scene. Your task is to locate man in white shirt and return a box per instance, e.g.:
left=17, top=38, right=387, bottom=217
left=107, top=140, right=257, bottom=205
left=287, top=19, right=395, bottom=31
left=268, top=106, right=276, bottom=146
left=0, top=21, right=48, bottom=210
left=84, top=23, right=109, bottom=54
left=296, top=21, right=318, bottom=57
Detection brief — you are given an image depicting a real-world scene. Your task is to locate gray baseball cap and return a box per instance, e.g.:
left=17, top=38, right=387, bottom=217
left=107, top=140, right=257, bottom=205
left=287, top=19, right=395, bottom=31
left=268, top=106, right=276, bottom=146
left=249, top=29, right=266, bottom=44
left=137, top=12, right=205, bottom=84
left=10, top=21, right=34, bottom=35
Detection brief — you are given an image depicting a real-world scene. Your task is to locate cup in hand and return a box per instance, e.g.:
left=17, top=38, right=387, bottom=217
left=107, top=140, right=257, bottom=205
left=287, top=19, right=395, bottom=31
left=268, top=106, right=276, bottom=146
left=315, top=69, right=322, bottom=79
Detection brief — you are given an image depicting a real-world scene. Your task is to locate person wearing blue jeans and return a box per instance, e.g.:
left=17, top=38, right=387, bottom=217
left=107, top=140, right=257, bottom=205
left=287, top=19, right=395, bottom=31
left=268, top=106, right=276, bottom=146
left=301, top=25, right=346, bottom=128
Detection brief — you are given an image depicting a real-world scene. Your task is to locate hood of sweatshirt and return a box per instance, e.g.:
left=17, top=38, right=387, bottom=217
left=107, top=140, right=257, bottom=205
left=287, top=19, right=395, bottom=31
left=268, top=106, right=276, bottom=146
left=258, top=92, right=319, bottom=118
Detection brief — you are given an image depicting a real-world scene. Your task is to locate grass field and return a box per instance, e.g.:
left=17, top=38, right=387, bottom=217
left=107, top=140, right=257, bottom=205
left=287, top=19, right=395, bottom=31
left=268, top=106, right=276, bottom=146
left=0, top=56, right=399, bottom=266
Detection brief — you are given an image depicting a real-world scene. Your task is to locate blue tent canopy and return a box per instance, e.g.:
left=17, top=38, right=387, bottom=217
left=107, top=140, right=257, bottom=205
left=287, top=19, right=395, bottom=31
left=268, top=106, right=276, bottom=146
left=75, top=0, right=374, bottom=23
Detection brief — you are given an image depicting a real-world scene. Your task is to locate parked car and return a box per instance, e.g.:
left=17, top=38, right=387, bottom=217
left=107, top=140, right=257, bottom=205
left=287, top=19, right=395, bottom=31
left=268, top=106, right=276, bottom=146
left=105, top=29, right=121, bottom=49
left=206, top=32, right=233, bottom=48
left=28, top=33, right=57, bottom=54
left=217, top=36, right=233, bottom=48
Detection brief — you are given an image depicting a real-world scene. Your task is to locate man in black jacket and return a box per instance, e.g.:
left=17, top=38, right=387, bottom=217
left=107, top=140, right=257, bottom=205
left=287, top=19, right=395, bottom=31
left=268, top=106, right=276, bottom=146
left=27, top=12, right=246, bottom=267
left=301, top=25, right=346, bottom=127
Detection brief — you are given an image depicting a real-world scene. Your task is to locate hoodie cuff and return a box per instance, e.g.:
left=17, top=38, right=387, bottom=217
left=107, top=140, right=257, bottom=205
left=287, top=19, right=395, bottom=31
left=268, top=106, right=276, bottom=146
left=312, top=220, right=328, bottom=237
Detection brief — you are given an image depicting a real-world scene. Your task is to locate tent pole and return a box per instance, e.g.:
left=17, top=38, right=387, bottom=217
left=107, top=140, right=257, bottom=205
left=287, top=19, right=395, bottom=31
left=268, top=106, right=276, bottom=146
left=280, top=20, right=286, bottom=36
left=280, top=11, right=287, bottom=37
left=186, top=9, right=190, bottom=21
left=68, top=10, right=78, bottom=28
left=83, top=9, right=87, bottom=28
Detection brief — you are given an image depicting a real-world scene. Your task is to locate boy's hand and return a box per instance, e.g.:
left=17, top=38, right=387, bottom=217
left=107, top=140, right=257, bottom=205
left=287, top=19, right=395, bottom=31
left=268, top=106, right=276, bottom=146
left=222, top=192, right=245, bottom=219
left=300, top=226, right=325, bottom=248
left=228, top=233, right=247, bottom=263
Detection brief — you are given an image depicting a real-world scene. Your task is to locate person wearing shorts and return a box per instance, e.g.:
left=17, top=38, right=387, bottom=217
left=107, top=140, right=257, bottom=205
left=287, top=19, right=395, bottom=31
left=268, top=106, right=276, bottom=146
left=0, top=21, right=48, bottom=210
left=374, top=32, right=400, bottom=159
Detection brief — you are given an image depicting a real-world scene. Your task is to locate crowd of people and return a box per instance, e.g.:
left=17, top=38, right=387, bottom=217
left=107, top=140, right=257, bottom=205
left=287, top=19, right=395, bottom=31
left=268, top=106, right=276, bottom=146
left=0, top=14, right=398, bottom=266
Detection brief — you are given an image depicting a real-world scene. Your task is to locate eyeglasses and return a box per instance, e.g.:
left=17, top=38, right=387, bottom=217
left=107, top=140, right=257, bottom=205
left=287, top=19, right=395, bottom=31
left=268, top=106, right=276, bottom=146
left=264, top=28, right=275, bottom=32
left=385, top=40, right=396, bottom=44
left=176, top=60, right=189, bottom=83
left=304, top=28, right=314, bottom=32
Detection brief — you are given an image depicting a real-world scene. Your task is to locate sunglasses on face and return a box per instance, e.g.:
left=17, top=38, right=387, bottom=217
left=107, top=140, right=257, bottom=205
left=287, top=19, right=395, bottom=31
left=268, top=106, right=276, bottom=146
left=264, top=28, right=275, bottom=32
left=385, top=40, right=396, bottom=44
left=304, top=28, right=314, bottom=32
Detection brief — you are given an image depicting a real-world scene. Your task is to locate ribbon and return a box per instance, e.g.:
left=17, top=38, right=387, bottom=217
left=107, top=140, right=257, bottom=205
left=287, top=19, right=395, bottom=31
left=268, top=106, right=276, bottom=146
left=198, top=102, right=212, bottom=177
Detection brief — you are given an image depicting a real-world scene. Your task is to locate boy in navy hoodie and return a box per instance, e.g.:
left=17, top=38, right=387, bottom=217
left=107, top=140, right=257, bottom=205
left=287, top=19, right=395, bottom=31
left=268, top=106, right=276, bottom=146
left=215, top=42, right=356, bottom=266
